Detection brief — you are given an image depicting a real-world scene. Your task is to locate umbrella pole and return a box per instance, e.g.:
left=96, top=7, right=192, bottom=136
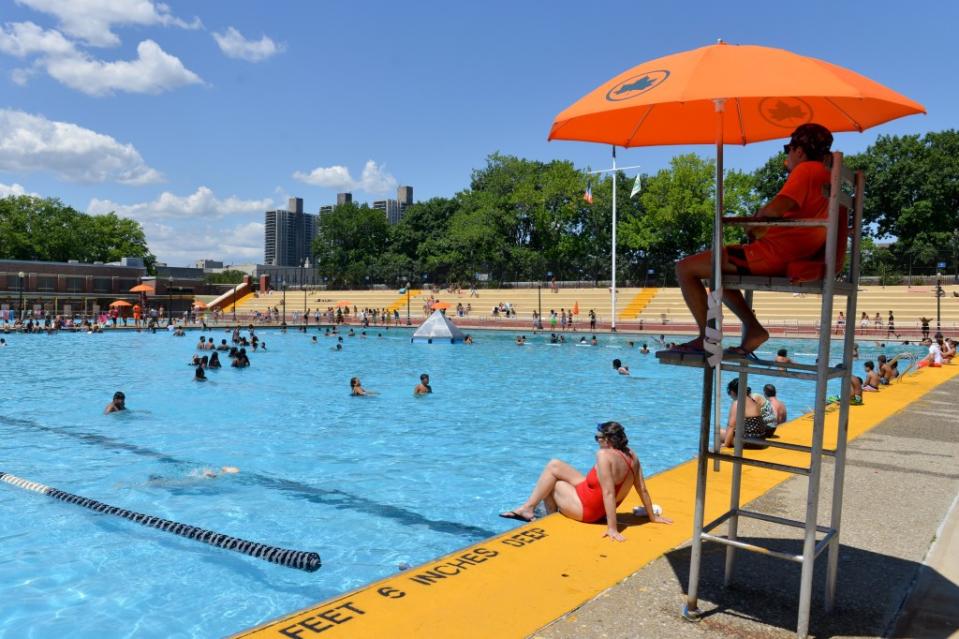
left=611, top=145, right=617, bottom=331
left=686, top=99, right=727, bottom=619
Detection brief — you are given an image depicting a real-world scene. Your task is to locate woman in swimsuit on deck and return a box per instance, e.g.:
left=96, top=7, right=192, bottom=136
left=500, top=422, right=671, bottom=541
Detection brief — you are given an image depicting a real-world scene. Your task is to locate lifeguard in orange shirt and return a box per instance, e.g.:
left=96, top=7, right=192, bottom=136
left=671, top=123, right=834, bottom=358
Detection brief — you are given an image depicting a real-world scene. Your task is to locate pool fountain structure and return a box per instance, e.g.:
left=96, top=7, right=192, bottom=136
left=411, top=310, right=466, bottom=344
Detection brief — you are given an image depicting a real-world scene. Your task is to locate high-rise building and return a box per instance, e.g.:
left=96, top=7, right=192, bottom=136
left=372, top=199, right=402, bottom=225
left=336, top=192, right=352, bottom=206
left=397, top=185, right=413, bottom=222
left=264, top=197, right=318, bottom=266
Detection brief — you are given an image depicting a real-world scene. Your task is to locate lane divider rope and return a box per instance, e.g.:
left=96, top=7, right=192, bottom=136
left=0, top=471, right=320, bottom=572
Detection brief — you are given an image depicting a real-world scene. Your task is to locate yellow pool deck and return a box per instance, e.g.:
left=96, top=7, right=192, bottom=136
left=234, top=364, right=959, bottom=639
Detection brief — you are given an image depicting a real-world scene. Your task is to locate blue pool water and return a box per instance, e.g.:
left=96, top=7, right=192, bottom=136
left=0, top=328, right=924, bottom=638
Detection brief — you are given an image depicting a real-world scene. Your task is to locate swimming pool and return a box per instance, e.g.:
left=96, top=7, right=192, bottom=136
left=0, top=328, right=923, bottom=638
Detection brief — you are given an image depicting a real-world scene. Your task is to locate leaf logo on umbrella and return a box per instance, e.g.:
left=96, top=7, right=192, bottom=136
left=606, top=70, right=670, bottom=102
left=759, top=97, right=814, bottom=128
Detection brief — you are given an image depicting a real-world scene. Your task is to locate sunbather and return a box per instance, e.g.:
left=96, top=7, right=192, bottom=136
left=500, top=422, right=671, bottom=541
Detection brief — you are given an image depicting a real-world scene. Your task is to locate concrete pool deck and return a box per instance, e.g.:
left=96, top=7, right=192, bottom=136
left=234, top=364, right=959, bottom=639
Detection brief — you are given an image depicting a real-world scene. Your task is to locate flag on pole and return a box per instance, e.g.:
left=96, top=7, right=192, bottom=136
left=583, top=178, right=593, bottom=204
left=630, top=174, right=642, bottom=198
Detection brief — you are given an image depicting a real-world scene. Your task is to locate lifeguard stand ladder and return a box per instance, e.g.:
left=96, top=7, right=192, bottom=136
left=657, top=151, right=865, bottom=638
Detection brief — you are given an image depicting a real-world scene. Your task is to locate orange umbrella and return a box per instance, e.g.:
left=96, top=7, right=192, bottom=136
left=129, top=283, right=154, bottom=293
left=431, top=302, right=451, bottom=310
left=109, top=300, right=132, bottom=307
left=193, top=300, right=208, bottom=309
left=549, top=41, right=925, bottom=146
left=549, top=40, right=925, bottom=349
left=334, top=300, right=352, bottom=307
left=572, top=301, right=580, bottom=315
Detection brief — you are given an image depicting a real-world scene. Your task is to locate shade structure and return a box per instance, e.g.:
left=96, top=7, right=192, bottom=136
left=129, top=284, right=154, bottom=293
left=334, top=300, right=352, bottom=307
left=109, top=300, right=132, bottom=307
left=193, top=300, right=208, bottom=309
left=549, top=41, right=926, bottom=147
left=431, top=301, right=451, bottom=310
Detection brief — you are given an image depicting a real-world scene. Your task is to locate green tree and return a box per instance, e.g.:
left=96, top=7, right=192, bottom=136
left=312, top=202, right=391, bottom=288
left=204, top=269, right=248, bottom=284
left=0, top=195, right=153, bottom=268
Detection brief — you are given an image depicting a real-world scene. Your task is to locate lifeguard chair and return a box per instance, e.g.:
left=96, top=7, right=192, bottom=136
left=657, top=151, right=865, bottom=638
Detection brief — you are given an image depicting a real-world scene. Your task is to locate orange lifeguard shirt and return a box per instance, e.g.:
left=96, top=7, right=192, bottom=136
left=744, top=160, right=830, bottom=274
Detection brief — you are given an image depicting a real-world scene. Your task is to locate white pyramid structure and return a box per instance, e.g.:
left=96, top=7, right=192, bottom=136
left=411, top=310, right=466, bottom=344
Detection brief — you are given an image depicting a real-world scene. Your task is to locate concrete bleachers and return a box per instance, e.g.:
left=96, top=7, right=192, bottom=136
left=227, top=283, right=959, bottom=334
left=638, top=284, right=959, bottom=333
left=231, top=286, right=655, bottom=324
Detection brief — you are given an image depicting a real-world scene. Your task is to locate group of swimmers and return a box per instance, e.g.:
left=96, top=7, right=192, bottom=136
left=350, top=373, right=433, bottom=397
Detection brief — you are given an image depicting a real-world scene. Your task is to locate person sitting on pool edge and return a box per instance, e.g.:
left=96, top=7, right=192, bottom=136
left=499, top=421, right=671, bottom=540
left=104, top=391, right=126, bottom=414
left=671, top=123, right=835, bottom=359
left=720, top=379, right=768, bottom=447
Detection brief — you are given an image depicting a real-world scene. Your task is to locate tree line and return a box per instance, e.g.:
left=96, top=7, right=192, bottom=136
left=313, top=130, right=959, bottom=289
left=0, top=195, right=153, bottom=269
left=2, top=130, right=955, bottom=287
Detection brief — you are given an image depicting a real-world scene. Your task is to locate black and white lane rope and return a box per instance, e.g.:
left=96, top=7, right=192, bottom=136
left=0, top=471, right=320, bottom=572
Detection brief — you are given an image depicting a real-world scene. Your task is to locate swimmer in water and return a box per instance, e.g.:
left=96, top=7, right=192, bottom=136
left=464, top=335, right=473, bottom=344
left=335, top=343, right=343, bottom=351
left=104, top=391, right=126, bottom=414
left=208, top=352, right=221, bottom=369
left=195, top=366, right=207, bottom=381
left=640, top=343, right=649, bottom=354
left=414, top=373, right=432, bottom=396
left=350, top=376, right=376, bottom=396
left=612, top=359, right=630, bottom=375
left=515, top=335, right=525, bottom=345
left=590, top=336, right=598, bottom=346
left=311, top=336, right=318, bottom=343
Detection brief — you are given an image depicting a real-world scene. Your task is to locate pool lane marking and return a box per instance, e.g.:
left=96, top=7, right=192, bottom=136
left=232, top=364, right=959, bottom=639
left=0, top=416, right=496, bottom=540
left=0, top=470, right=321, bottom=572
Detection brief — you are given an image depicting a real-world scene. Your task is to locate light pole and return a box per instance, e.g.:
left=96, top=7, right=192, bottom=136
left=281, top=279, right=287, bottom=324
left=406, top=281, right=411, bottom=326
left=937, top=270, right=942, bottom=333
left=17, top=271, right=25, bottom=323
left=167, top=275, right=174, bottom=326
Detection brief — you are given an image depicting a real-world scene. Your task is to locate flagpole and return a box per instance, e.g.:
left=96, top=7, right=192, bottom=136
left=585, top=160, right=641, bottom=334
left=611, top=146, right=617, bottom=332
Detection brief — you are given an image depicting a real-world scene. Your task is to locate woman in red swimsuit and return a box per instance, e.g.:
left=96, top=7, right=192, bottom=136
left=500, top=422, right=671, bottom=541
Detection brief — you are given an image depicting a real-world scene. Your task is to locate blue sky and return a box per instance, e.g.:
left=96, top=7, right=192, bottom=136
left=0, top=0, right=954, bottom=265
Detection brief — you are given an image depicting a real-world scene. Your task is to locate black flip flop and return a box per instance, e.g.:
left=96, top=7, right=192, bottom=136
left=498, top=510, right=534, bottom=523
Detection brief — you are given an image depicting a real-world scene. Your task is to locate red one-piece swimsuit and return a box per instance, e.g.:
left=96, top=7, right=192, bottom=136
left=574, top=449, right=634, bottom=523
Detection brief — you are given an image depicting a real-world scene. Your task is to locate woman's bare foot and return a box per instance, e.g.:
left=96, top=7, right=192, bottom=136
left=740, top=326, right=769, bottom=353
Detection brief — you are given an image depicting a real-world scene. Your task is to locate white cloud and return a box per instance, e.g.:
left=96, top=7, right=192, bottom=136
left=0, top=109, right=162, bottom=184
left=87, top=186, right=273, bottom=220
left=357, top=160, right=399, bottom=193
left=293, top=160, right=398, bottom=194
left=44, top=39, right=202, bottom=96
left=134, top=219, right=265, bottom=265
left=212, top=27, right=284, bottom=62
left=0, top=21, right=76, bottom=58
left=0, top=181, right=40, bottom=197
left=14, top=0, right=201, bottom=47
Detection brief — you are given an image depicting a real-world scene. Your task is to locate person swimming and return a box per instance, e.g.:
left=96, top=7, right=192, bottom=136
left=104, top=391, right=126, bottom=414
left=640, top=343, right=649, bottom=354
left=350, top=376, right=375, bottom=396
left=612, top=359, right=630, bottom=375
left=195, top=366, right=207, bottom=381
left=414, top=373, right=432, bottom=395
